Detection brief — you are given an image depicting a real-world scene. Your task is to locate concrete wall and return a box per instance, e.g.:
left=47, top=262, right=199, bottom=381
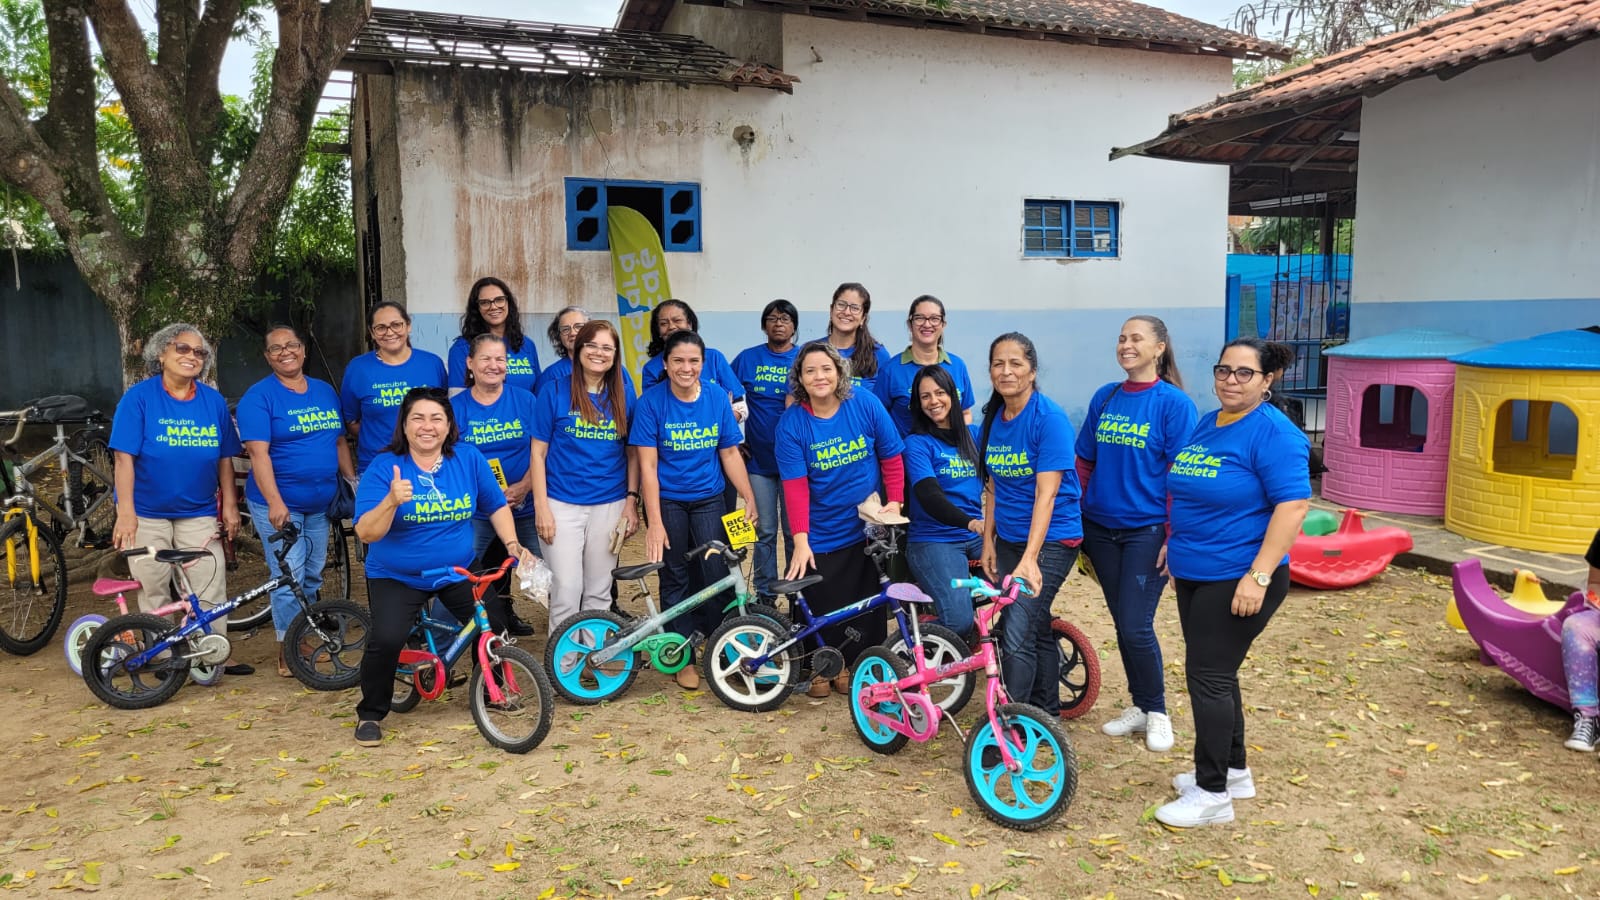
left=1350, top=41, right=1600, bottom=341
left=372, top=12, right=1237, bottom=423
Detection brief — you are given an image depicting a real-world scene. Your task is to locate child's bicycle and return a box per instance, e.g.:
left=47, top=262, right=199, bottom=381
left=702, top=519, right=974, bottom=715
left=78, top=524, right=372, bottom=706
left=963, top=559, right=1101, bottom=719
left=387, top=558, right=554, bottom=754
left=544, top=541, right=786, bottom=704
left=849, top=574, right=1078, bottom=831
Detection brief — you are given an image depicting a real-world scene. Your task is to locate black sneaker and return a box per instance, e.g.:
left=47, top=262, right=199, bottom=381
left=1565, top=713, right=1599, bottom=752
left=505, top=610, right=536, bottom=637
left=354, top=720, right=383, bottom=747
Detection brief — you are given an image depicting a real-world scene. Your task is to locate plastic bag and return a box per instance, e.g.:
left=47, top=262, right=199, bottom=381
left=515, top=557, right=553, bottom=609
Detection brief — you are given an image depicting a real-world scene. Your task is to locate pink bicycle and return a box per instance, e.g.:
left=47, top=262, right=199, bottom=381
left=848, top=574, right=1078, bottom=830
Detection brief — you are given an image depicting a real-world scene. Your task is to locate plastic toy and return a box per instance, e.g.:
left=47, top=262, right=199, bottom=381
left=1451, top=557, right=1587, bottom=711
left=1288, top=508, right=1413, bottom=589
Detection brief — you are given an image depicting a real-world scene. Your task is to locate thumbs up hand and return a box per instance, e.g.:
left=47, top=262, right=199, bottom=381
left=388, top=464, right=413, bottom=505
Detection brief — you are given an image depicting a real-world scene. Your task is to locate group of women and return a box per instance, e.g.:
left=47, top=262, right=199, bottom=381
left=106, top=278, right=1311, bottom=827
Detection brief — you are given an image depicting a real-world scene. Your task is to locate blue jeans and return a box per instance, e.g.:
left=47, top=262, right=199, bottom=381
left=906, top=534, right=983, bottom=637
left=246, top=499, right=327, bottom=641
left=747, top=473, right=791, bottom=601
left=660, top=494, right=734, bottom=641
left=1081, top=518, right=1169, bottom=714
left=471, top=515, right=541, bottom=564
left=994, top=538, right=1076, bottom=716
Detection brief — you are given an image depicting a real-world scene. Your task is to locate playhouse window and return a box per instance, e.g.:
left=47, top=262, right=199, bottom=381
left=565, top=178, right=702, bottom=252
left=1023, top=200, right=1119, bottom=258
left=1492, top=399, right=1578, bottom=479
left=1358, top=384, right=1428, bottom=451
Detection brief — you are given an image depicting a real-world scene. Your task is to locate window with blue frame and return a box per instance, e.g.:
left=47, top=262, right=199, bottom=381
left=565, top=178, right=702, bottom=251
left=1022, top=200, right=1119, bottom=258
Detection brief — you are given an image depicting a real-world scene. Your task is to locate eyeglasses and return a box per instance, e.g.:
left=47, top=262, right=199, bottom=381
left=477, top=295, right=508, bottom=309
left=266, top=341, right=304, bottom=355
left=763, top=315, right=794, bottom=327
left=582, top=342, right=617, bottom=355
left=558, top=322, right=589, bottom=335
left=169, top=341, right=211, bottom=361
left=1212, top=365, right=1260, bottom=383
left=371, top=322, right=406, bottom=335
left=911, top=314, right=945, bottom=326
left=832, top=300, right=864, bottom=315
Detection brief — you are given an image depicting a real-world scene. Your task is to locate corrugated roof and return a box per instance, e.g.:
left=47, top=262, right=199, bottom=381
left=1450, top=329, right=1600, bottom=370
left=1324, top=328, right=1491, bottom=359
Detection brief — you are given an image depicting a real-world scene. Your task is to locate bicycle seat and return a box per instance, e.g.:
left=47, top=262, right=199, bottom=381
left=154, top=548, right=211, bottom=564
left=26, top=394, right=100, bottom=424
left=613, top=561, right=664, bottom=581
left=92, top=577, right=142, bottom=597
left=886, top=583, right=934, bottom=605
left=772, top=574, right=824, bottom=594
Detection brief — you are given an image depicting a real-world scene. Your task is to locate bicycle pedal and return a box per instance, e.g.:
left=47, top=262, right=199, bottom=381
left=844, top=627, right=861, bottom=644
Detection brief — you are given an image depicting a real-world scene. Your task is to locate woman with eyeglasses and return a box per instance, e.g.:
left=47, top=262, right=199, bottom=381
left=109, top=323, right=250, bottom=675
left=820, top=283, right=891, bottom=400
left=640, top=299, right=744, bottom=405
left=531, top=320, right=640, bottom=634
left=340, top=301, right=447, bottom=475
left=1075, top=316, right=1196, bottom=753
left=352, top=387, right=535, bottom=747
left=237, top=325, right=356, bottom=676
left=904, top=365, right=984, bottom=639
left=873, top=294, right=974, bottom=435
left=446, top=277, right=540, bottom=396
left=630, top=331, right=759, bottom=689
left=1155, top=338, right=1309, bottom=829
left=534, top=307, right=637, bottom=398
left=732, top=300, right=799, bottom=604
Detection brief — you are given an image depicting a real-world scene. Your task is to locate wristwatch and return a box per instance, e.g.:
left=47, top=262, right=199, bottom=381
left=1247, top=569, right=1271, bottom=587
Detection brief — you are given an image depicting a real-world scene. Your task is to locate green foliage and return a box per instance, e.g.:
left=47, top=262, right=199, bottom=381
left=1237, top=217, right=1353, bottom=255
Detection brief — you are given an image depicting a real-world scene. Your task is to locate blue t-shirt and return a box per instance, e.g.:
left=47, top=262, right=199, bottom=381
left=814, top=339, right=891, bottom=401
left=236, top=376, right=344, bottom=513
left=1074, top=381, right=1198, bottom=529
left=531, top=379, right=630, bottom=506
left=535, top=358, right=637, bottom=400
left=446, top=336, right=541, bottom=394
left=640, top=346, right=745, bottom=400
left=356, top=445, right=507, bottom=590
left=873, top=347, right=976, bottom=436
left=339, top=350, right=447, bottom=473
left=628, top=383, right=742, bottom=502
left=108, top=377, right=243, bottom=519
left=1167, top=404, right=1311, bottom=582
left=775, top=395, right=904, bottom=554
left=731, top=342, right=798, bottom=477
left=450, top=386, right=539, bottom=519
left=904, top=429, right=982, bottom=544
left=982, top=392, right=1082, bottom=544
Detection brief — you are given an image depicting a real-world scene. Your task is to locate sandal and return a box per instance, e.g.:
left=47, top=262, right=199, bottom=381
left=832, top=669, right=851, bottom=695
left=276, top=648, right=292, bottom=679
left=807, top=676, right=832, bottom=699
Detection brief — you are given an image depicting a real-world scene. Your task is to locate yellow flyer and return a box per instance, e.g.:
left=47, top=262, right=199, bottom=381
left=721, top=510, right=756, bottom=549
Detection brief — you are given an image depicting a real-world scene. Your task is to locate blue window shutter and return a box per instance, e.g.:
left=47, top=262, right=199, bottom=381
left=565, top=178, right=607, bottom=250
left=662, top=183, right=702, bottom=252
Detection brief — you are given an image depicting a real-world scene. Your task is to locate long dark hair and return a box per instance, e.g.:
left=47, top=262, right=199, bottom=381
left=460, top=277, right=525, bottom=353
left=829, top=282, right=880, bottom=379
left=1125, top=314, right=1184, bottom=388
left=386, top=387, right=459, bottom=456
left=909, top=365, right=978, bottom=465
left=977, top=332, right=1039, bottom=482
left=647, top=299, right=698, bottom=359
left=569, top=320, right=630, bottom=441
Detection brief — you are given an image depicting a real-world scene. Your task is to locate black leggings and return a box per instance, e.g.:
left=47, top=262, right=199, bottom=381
left=357, top=577, right=506, bottom=722
left=1174, top=565, right=1289, bottom=794
left=803, top=541, right=886, bottom=668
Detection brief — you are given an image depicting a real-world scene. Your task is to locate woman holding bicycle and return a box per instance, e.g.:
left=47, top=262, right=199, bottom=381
left=109, top=323, right=249, bottom=675
left=777, top=341, right=903, bottom=698
left=904, top=365, right=984, bottom=641
left=732, top=300, right=799, bottom=605
left=237, top=325, right=356, bottom=677
left=340, top=301, right=447, bottom=475
left=447, top=277, right=540, bottom=395
left=352, top=387, right=536, bottom=748
left=873, top=295, right=975, bottom=435
left=631, top=330, right=759, bottom=690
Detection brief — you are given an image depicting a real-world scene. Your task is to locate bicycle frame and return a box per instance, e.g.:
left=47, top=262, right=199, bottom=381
left=587, top=544, right=754, bottom=667
left=731, top=581, right=917, bottom=673
left=1, top=508, right=44, bottom=587
left=401, top=559, right=518, bottom=703
left=1, top=418, right=112, bottom=541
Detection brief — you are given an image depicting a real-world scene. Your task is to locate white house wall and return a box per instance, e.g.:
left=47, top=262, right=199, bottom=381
left=1350, top=40, right=1600, bottom=341
left=385, top=13, right=1235, bottom=420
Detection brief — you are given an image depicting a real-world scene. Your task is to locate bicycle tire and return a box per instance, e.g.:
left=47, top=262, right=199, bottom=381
left=469, top=644, right=554, bottom=754
left=963, top=702, right=1078, bottom=830
left=0, top=513, right=68, bottom=655
left=326, top=520, right=352, bottom=601
left=225, top=507, right=272, bottom=632
left=847, top=646, right=912, bottom=755
left=885, top=623, right=974, bottom=716
left=66, top=431, right=116, bottom=548
left=62, top=613, right=108, bottom=676
left=1052, top=618, right=1101, bottom=720
left=740, top=601, right=792, bottom=633
left=702, top=614, right=798, bottom=713
left=284, top=599, right=370, bottom=691
left=544, top=610, right=638, bottom=705
left=79, top=612, right=190, bottom=709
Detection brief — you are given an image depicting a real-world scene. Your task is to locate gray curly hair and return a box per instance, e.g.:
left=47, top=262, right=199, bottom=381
left=143, top=323, right=216, bottom=379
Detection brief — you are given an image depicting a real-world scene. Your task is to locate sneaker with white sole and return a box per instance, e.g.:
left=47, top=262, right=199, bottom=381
left=1172, top=766, right=1256, bottom=799
left=1144, top=712, right=1175, bottom=752
left=1102, top=707, right=1147, bottom=737
left=1565, top=713, right=1599, bottom=752
left=1155, top=785, right=1234, bottom=828
left=354, top=720, right=383, bottom=747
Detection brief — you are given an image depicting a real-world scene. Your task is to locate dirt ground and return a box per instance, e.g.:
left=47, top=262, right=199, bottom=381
left=3, top=538, right=1599, bottom=900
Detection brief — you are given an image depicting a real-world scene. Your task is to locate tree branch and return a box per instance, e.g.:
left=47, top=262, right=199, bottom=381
left=155, top=0, right=198, bottom=78
left=184, top=0, right=243, bottom=160
left=87, top=0, right=193, bottom=178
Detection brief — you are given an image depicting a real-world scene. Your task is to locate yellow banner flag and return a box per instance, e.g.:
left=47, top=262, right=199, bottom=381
left=608, top=206, right=673, bottom=389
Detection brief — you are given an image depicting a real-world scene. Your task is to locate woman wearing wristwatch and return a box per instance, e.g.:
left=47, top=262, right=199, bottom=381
left=1156, top=338, right=1309, bottom=829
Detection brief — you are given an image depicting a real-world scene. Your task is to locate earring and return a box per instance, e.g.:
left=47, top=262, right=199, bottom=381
left=1263, top=388, right=1273, bottom=402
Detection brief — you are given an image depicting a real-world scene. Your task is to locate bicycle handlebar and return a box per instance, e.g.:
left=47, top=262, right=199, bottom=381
left=950, top=574, right=1034, bottom=599
left=686, top=540, right=743, bottom=563
left=420, top=556, right=517, bottom=586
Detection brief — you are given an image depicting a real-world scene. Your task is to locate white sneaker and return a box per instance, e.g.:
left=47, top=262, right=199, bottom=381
left=1155, top=785, right=1234, bottom=828
left=1144, top=712, right=1174, bottom=752
left=1102, top=707, right=1147, bottom=737
left=1173, top=767, right=1256, bottom=799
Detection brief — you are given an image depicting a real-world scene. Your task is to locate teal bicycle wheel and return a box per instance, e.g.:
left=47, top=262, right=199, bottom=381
left=544, top=610, right=637, bottom=704
left=963, top=702, right=1077, bottom=830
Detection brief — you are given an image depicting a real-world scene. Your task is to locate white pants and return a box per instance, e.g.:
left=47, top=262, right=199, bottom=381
left=128, top=516, right=228, bottom=628
left=544, top=498, right=626, bottom=635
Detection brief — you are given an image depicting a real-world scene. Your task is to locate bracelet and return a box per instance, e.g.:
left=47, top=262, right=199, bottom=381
left=626, top=490, right=640, bottom=499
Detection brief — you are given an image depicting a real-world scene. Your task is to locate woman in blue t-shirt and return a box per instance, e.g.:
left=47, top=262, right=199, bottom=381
left=237, top=325, right=356, bottom=676
left=640, top=299, right=745, bottom=408
left=1075, top=316, right=1198, bottom=753
left=351, top=387, right=535, bottom=748
left=340, top=301, right=447, bottom=475
left=904, top=365, right=985, bottom=639
left=874, top=295, right=975, bottom=435
left=776, top=342, right=904, bottom=698
left=109, top=323, right=248, bottom=674
left=818, top=283, right=891, bottom=399
left=450, top=334, right=541, bottom=637
left=630, top=331, right=759, bottom=689
left=977, top=332, right=1082, bottom=716
left=731, top=299, right=799, bottom=604
left=1155, top=338, right=1309, bottom=829
left=446, top=277, right=541, bottom=395
left=531, top=320, right=640, bottom=635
